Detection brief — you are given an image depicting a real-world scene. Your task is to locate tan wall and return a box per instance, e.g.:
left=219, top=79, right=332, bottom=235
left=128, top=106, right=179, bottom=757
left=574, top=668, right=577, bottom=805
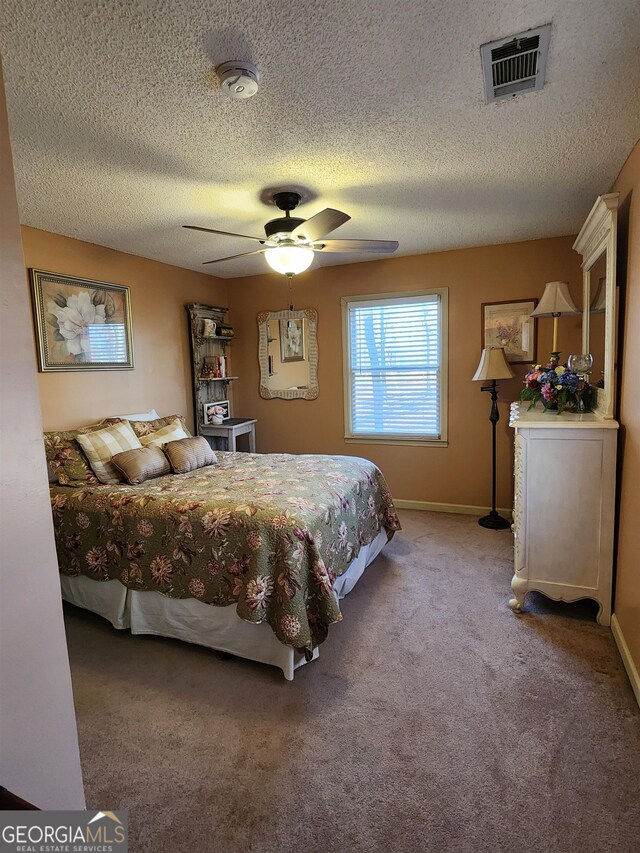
left=611, top=139, right=640, bottom=682
left=230, top=236, right=582, bottom=508
left=21, top=227, right=228, bottom=431
left=0, top=58, right=85, bottom=808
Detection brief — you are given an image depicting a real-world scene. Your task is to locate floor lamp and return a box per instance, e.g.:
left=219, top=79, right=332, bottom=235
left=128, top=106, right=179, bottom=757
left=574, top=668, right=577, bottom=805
left=472, top=347, right=514, bottom=530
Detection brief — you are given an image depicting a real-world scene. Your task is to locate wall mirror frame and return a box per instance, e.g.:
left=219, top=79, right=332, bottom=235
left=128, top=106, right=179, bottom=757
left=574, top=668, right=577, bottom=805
left=573, top=192, right=619, bottom=419
left=257, top=308, right=319, bottom=400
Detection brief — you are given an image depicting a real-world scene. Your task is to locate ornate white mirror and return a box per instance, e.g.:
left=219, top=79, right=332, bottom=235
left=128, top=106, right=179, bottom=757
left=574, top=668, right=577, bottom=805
left=573, top=193, right=619, bottom=419
left=257, top=308, right=318, bottom=400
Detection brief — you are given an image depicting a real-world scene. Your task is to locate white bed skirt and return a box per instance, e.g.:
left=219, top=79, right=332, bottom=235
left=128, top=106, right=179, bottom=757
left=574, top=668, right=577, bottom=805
left=60, top=528, right=388, bottom=680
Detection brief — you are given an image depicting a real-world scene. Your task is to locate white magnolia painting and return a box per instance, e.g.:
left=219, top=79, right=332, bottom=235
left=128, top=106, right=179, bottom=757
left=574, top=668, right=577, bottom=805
left=279, top=318, right=305, bottom=362
left=31, top=269, right=134, bottom=371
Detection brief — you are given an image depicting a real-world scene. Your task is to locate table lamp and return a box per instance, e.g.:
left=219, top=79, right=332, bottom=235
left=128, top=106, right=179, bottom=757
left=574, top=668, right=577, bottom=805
left=472, top=347, right=515, bottom=530
left=530, top=281, right=579, bottom=365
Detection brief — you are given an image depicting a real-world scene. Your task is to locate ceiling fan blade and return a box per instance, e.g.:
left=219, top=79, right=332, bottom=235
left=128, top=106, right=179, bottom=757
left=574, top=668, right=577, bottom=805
left=203, top=249, right=267, bottom=265
left=184, top=225, right=265, bottom=243
left=312, top=238, right=399, bottom=253
left=290, top=208, right=351, bottom=242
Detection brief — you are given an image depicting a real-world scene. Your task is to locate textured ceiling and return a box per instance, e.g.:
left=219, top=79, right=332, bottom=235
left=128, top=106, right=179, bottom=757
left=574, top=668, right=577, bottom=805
left=1, top=0, right=639, bottom=278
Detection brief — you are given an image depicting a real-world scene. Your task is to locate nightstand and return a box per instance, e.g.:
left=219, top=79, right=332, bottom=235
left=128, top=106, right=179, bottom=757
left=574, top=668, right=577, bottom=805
left=200, top=418, right=257, bottom=452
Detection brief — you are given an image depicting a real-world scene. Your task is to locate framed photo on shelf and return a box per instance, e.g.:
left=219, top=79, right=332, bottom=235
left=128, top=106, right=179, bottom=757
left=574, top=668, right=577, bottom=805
left=203, top=399, right=230, bottom=425
left=279, top=317, right=305, bottom=362
left=30, top=268, right=134, bottom=371
left=481, top=299, right=537, bottom=363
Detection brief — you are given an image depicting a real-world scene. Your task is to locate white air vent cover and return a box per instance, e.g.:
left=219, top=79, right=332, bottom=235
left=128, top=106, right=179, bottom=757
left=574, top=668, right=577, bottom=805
left=481, top=24, right=551, bottom=103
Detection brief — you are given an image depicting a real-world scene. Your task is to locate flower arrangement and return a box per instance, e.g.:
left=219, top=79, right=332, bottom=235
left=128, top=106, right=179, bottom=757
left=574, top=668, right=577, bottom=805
left=520, top=363, right=589, bottom=414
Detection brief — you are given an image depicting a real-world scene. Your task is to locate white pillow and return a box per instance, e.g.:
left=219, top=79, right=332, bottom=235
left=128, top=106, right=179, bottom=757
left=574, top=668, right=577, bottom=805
left=114, top=408, right=159, bottom=421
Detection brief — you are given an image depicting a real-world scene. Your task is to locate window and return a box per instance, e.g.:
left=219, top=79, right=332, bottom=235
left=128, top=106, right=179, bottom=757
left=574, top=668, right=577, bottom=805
left=342, top=289, right=448, bottom=445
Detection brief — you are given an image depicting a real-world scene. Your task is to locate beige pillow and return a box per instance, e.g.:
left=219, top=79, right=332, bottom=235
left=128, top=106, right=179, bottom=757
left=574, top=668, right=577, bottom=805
left=111, top=446, right=171, bottom=485
left=76, top=421, right=142, bottom=484
left=164, top=436, right=217, bottom=474
left=140, top=418, right=189, bottom=447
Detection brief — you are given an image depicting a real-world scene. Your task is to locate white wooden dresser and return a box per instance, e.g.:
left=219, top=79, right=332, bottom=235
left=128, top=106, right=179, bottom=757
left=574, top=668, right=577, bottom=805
left=508, top=403, right=618, bottom=625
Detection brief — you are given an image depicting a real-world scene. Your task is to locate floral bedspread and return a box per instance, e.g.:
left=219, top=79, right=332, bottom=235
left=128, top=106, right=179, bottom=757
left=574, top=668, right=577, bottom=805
left=50, top=452, right=401, bottom=651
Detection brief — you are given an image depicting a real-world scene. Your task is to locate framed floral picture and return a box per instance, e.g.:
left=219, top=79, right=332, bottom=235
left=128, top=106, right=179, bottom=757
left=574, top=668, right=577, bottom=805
left=30, top=269, right=134, bottom=371
left=203, top=399, right=230, bottom=424
left=481, top=299, right=537, bottom=363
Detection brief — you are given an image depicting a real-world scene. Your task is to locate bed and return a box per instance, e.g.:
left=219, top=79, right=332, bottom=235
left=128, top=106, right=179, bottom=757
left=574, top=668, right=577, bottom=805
left=51, top=450, right=400, bottom=679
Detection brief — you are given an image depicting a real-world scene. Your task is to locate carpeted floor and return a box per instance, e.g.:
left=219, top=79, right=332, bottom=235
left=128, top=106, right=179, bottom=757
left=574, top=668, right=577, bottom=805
left=63, top=510, right=640, bottom=853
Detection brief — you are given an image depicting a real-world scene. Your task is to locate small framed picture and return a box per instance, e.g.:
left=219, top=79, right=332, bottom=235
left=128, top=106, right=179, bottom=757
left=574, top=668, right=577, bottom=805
left=202, top=318, right=217, bottom=337
left=203, top=399, right=230, bottom=424
left=481, top=299, right=537, bottom=363
left=279, top=318, right=305, bottom=362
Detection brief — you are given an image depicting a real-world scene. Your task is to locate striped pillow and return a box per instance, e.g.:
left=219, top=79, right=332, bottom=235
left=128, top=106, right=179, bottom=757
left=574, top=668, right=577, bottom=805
left=164, top=436, right=217, bottom=473
left=76, top=421, right=142, bottom=484
left=140, top=418, right=189, bottom=448
left=111, top=445, right=171, bottom=485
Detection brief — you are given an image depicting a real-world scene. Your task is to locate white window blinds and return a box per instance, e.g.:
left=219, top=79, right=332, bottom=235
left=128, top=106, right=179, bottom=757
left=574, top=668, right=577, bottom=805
left=345, top=293, right=444, bottom=439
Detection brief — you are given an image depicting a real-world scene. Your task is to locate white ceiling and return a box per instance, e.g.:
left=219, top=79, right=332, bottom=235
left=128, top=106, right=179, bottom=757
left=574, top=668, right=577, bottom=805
left=1, top=0, right=639, bottom=278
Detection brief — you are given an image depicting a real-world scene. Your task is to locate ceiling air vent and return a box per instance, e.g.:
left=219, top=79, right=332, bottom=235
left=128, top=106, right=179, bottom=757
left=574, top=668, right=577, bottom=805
left=481, top=24, right=551, bottom=103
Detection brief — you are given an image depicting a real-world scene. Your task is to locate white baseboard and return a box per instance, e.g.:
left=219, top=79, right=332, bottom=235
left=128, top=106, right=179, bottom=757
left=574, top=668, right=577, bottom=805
left=611, top=613, right=640, bottom=708
left=394, top=499, right=513, bottom=519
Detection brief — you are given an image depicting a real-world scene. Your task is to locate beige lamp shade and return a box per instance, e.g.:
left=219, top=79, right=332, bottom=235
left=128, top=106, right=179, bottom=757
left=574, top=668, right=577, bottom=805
left=472, top=347, right=515, bottom=381
left=530, top=281, right=579, bottom=317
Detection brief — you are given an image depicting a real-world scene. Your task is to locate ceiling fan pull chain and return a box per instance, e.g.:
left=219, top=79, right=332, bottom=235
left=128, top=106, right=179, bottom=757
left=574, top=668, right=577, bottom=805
left=287, top=273, right=294, bottom=311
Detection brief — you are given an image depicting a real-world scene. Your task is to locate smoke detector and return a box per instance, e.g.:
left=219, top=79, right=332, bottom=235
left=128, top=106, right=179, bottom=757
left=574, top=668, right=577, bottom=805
left=215, top=60, right=260, bottom=100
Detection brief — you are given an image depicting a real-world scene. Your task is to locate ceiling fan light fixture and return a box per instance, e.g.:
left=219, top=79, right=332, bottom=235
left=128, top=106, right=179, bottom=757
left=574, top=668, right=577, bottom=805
left=264, top=245, right=314, bottom=276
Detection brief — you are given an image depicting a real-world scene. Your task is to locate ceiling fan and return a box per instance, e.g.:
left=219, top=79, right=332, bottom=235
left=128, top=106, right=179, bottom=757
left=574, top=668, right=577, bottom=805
left=183, top=191, right=399, bottom=276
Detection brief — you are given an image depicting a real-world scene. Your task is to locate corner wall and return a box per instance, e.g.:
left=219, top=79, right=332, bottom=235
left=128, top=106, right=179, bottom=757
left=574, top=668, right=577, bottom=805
left=0, top=57, right=85, bottom=809
left=229, top=236, right=582, bottom=509
left=20, top=227, right=229, bottom=432
left=611, top=138, right=640, bottom=694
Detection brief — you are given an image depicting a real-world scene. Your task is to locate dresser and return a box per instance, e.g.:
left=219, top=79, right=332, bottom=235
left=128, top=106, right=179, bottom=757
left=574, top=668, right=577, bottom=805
left=508, top=403, right=618, bottom=625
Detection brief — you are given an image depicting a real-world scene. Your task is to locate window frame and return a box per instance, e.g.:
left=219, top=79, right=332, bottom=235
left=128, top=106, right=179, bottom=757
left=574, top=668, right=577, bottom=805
left=341, top=288, right=449, bottom=447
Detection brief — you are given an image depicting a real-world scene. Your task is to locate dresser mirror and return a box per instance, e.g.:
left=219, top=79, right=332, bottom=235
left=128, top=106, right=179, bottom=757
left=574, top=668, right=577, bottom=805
left=587, top=253, right=606, bottom=389
left=257, top=308, right=319, bottom=400
left=573, top=193, right=619, bottom=419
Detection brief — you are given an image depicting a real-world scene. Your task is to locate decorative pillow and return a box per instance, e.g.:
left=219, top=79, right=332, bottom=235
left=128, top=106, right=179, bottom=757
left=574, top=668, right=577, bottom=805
left=76, top=421, right=142, bottom=484
left=140, top=418, right=189, bottom=448
left=44, top=420, right=127, bottom=486
left=164, top=436, right=217, bottom=474
left=113, top=408, right=159, bottom=421
left=111, top=445, right=171, bottom=485
left=98, top=414, right=190, bottom=438
left=128, top=414, right=190, bottom=438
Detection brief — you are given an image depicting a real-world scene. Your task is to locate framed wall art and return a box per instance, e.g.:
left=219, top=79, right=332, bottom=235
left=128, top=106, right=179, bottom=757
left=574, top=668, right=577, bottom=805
left=203, top=399, right=230, bottom=424
left=279, top=317, right=305, bottom=362
left=481, top=299, right=537, bottom=363
left=30, top=269, right=134, bottom=371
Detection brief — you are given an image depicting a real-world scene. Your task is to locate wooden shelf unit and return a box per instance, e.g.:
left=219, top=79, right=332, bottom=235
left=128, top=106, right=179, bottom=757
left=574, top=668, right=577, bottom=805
left=185, top=303, right=235, bottom=435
